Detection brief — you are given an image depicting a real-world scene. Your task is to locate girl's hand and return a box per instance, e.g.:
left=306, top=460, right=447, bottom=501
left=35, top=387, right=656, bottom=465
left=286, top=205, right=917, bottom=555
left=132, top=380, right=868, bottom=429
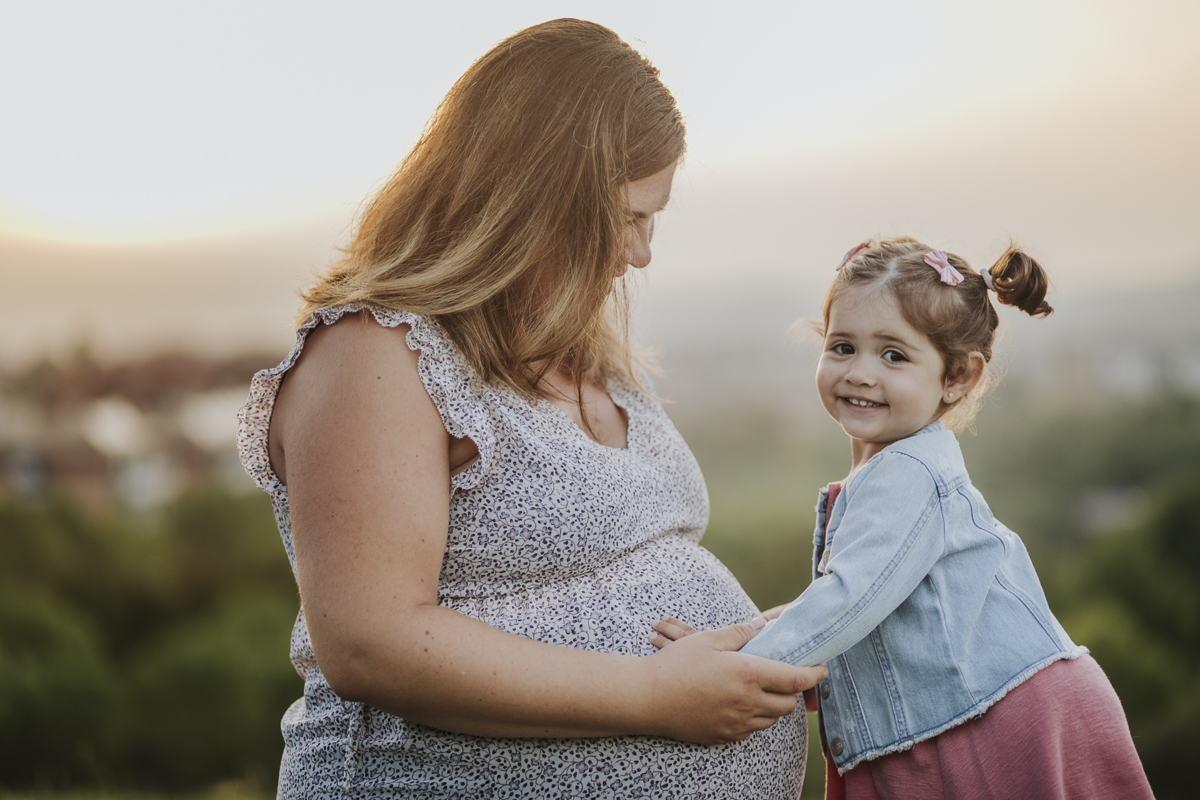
left=761, top=603, right=790, bottom=621
left=641, top=618, right=827, bottom=744
left=649, top=615, right=702, bottom=646
left=754, top=605, right=821, bottom=711
left=649, top=604, right=788, bottom=649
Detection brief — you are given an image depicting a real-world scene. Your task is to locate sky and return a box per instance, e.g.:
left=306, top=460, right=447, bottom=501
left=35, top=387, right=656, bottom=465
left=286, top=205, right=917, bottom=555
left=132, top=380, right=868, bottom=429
left=1, top=0, right=1198, bottom=365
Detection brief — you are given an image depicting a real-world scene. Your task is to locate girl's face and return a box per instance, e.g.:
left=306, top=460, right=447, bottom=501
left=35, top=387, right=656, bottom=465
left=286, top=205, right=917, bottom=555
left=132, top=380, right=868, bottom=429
left=817, top=286, right=951, bottom=467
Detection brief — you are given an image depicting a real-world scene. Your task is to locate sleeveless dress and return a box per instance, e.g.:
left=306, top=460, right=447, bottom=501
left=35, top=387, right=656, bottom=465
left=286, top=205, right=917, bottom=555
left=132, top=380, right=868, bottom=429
left=237, top=306, right=808, bottom=799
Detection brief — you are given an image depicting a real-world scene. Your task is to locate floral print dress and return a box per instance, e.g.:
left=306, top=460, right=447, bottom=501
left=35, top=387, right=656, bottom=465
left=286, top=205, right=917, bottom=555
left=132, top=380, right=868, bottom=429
left=238, top=306, right=807, bottom=799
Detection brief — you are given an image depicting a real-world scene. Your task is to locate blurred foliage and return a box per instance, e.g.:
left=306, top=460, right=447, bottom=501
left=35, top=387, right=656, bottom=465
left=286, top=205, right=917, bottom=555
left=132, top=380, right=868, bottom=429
left=0, top=489, right=298, bottom=794
left=1058, top=473, right=1200, bottom=800
left=1, top=390, right=1198, bottom=797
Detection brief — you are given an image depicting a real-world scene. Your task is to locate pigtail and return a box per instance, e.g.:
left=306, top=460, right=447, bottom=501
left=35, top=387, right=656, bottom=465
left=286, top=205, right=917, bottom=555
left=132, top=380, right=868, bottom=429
left=987, top=245, right=1053, bottom=318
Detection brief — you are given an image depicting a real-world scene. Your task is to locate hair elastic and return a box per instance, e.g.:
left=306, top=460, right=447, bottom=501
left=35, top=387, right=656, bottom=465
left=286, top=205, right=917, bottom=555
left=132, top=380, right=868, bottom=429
left=924, top=251, right=964, bottom=286
left=982, top=269, right=995, bottom=290
left=837, top=240, right=871, bottom=270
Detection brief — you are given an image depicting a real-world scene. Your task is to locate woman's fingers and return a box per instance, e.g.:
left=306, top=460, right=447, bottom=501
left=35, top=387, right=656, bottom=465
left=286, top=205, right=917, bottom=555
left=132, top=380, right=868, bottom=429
left=754, top=688, right=801, bottom=719
left=676, top=622, right=827, bottom=697
left=640, top=621, right=826, bottom=744
left=751, top=657, right=828, bottom=696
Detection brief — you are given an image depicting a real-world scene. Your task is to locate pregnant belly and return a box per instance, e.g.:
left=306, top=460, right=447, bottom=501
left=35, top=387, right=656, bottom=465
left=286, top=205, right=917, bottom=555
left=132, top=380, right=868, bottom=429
left=280, top=536, right=809, bottom=799
left=443, top=534, right=761, bottom=655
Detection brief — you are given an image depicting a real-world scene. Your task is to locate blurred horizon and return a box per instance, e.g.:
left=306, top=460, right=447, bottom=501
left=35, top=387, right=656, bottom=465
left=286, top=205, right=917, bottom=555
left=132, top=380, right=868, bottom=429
left=3, top=0, right=1199, bottom=372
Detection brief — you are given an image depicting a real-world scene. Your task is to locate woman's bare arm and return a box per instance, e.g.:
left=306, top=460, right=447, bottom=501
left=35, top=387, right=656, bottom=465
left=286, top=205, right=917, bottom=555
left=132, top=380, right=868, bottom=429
left=270, top=315, right=825, bottom=744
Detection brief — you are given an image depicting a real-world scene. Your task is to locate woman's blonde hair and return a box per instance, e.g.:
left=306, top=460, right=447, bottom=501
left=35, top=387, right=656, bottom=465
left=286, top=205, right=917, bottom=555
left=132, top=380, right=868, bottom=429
left=301, top=19, right=685, bottom=399
left=823, top=237, right=1052, bottom=431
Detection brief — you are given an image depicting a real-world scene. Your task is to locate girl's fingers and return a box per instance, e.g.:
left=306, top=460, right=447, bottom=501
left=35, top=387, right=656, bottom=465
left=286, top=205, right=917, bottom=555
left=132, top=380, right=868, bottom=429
left=761, top=604, right=789, bottom=621
left=651, top=616, right=699, bottom=642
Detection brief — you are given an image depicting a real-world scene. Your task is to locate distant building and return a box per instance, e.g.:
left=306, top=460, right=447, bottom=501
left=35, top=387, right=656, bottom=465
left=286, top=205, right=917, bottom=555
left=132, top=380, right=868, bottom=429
left=0, top=352, right=276, bottom=511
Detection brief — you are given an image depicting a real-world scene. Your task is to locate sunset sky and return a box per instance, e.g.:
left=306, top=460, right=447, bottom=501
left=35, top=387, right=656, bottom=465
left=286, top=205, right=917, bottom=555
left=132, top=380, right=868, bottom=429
left=2, top=0, right=1198, bottom=364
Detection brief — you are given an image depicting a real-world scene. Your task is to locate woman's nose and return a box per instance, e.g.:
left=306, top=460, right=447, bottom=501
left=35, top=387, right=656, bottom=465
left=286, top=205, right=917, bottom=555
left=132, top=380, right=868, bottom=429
left=625, top=218, right=654, bottom=269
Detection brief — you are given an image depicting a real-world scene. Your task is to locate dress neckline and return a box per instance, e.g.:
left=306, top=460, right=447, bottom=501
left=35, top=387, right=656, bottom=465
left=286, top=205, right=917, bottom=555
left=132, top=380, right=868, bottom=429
left=537, top=377, right=637, bottom=453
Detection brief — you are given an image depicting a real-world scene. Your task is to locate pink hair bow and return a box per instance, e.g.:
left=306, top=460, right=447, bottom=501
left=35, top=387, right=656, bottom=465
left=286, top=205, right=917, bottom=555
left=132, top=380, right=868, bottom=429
left=837, top=240, right=871, bottom=270
left=924, top=251, right=964, bottom=286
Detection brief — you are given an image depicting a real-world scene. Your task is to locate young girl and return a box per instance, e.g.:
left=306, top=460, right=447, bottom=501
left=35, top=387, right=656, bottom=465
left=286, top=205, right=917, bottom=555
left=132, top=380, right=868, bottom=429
left=653, top=237, right=1153, bottom=798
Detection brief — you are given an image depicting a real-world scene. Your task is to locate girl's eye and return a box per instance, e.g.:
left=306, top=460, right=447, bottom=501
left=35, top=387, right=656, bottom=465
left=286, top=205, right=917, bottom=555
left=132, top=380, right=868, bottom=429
left=883, top=349, right=908, bottom=364
left=831, top=342, right=854, bottom=356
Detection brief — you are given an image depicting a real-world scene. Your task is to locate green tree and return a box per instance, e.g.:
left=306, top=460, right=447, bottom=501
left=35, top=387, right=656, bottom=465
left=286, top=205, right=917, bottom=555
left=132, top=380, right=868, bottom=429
left=0, top=583, right=122, bottom=787
left=1062, top=473, right=1200, bottom=799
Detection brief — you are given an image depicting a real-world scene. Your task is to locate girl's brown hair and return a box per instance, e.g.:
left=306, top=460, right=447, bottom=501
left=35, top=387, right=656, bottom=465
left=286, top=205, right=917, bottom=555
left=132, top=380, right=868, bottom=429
left=300, top=19, right=685, bottom=399
left=824, top=237, right=1052, bottom=430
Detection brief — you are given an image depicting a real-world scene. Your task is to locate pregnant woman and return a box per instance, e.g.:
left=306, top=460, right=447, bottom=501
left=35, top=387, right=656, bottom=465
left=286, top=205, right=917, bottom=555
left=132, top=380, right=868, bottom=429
left=238, top=19, right=825, bottom=798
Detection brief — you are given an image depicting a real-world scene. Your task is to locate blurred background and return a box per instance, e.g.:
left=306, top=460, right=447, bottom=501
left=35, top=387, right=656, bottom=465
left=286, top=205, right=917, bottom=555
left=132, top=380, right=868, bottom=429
left=1, top=1, right=1198, bottom=798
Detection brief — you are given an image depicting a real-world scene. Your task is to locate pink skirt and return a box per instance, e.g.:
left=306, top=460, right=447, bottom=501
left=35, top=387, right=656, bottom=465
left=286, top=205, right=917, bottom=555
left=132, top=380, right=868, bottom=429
left=826, top=655, right=1153, bottom=800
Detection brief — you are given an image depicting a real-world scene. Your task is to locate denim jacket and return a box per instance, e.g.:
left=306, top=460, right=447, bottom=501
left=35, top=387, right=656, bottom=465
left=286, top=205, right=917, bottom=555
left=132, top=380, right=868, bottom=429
left=740, top=422, right=1086, bottom=772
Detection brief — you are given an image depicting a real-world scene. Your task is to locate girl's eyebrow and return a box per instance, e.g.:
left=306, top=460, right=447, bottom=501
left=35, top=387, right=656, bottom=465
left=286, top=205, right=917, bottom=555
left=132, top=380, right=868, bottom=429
left=876, top=332, right=922, bottom=350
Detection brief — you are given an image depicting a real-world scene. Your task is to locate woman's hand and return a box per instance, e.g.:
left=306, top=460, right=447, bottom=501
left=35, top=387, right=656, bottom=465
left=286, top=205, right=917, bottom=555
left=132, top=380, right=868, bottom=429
left=641, top=618, right=826, bottom=744
left=651, top=614, right=822, bottom=715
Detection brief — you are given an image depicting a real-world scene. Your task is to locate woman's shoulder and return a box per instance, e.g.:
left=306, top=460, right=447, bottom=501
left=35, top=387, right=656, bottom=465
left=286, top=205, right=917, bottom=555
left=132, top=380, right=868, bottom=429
left=238, top=305, right=497, bottom=494
left=285, top=308, right=425, bottom=388
left=255, top=305, right=470, bottom=406
left=305, top=305, right=458, bottom=357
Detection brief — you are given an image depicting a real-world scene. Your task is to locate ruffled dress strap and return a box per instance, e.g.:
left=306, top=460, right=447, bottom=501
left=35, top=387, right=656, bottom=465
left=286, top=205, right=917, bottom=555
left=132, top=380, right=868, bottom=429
left=236, top=304, right=498, bottom=496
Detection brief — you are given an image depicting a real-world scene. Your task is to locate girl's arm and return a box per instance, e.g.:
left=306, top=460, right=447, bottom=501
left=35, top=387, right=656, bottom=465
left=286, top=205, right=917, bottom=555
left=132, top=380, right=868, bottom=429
left=735, top=454, right=946, bottom=667
left=270, top=317, right=826, bottom=745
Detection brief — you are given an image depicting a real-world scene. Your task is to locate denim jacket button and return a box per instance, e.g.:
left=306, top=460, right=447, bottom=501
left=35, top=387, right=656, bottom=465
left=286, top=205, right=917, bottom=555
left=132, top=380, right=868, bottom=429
left=820, top=681, right=831, bottom=700
left=830, top=738, right=844, bottom=756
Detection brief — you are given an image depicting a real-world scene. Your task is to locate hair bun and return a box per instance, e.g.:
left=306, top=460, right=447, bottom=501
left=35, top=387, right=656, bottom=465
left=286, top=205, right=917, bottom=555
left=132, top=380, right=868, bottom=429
left=988, top=246, right=1052, bottom=317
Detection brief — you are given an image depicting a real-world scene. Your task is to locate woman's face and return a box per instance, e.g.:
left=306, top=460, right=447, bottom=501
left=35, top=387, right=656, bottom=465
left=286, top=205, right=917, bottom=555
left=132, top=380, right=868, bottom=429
left=621, top=164, right=675, bottom=274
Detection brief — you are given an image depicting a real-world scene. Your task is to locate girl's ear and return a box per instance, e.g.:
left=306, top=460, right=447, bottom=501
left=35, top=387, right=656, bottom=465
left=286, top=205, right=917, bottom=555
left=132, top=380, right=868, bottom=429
left=943, top=352, right=985, bottom=404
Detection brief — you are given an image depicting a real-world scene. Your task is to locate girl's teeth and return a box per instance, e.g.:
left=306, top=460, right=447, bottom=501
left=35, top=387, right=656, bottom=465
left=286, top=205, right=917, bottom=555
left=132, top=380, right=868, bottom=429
left=848, top=398, right=880, bottom=407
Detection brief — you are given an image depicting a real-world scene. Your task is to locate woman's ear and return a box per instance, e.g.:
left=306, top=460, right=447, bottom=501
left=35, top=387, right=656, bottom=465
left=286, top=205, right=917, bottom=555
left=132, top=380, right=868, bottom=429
left=943, top=352, right=985, bottom=404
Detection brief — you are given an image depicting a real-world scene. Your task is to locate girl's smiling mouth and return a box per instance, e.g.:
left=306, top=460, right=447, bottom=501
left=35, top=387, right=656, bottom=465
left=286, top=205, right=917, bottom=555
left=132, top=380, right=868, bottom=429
left=841, top=396, right=886, bottom=409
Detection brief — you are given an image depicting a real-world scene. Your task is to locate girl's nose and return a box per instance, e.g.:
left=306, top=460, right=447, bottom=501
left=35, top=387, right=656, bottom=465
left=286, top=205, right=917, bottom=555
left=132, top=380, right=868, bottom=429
left=845, top=359, right=876, bottom=386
